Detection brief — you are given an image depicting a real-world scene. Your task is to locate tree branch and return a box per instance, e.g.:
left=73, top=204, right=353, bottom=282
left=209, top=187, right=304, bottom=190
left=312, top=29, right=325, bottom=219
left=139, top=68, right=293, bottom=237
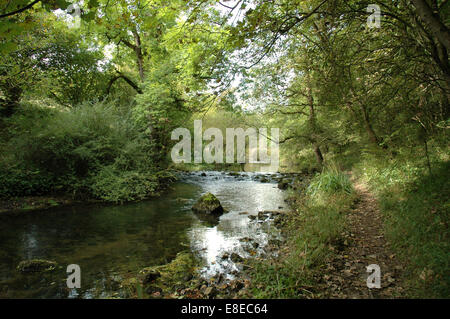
left=0, top=0, right=41, bottom=19
left=410, top=0, right=450, bottom=52
left=106, top=71, right=143, bottom=95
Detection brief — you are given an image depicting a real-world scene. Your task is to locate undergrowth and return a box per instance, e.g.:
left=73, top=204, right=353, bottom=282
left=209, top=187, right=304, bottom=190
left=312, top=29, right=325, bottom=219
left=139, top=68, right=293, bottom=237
left=249, top=169, right=356, bottom=298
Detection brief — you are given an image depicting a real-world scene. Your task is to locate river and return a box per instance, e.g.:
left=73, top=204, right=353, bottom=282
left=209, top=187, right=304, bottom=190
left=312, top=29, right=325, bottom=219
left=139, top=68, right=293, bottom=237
left=0, top=171, right=288, bottom=298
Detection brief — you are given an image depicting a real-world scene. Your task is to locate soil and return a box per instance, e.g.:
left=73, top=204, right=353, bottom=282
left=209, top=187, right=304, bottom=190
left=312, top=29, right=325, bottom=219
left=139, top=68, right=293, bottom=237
left=318, top=178, right=407, bottom=298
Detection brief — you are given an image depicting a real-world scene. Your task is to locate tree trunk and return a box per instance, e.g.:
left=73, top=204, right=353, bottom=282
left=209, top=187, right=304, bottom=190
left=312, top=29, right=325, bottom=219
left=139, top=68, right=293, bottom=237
left=306, top=72, right=324, bottom=166
left=132, top=30, right=145, bottom=82
left=313, top=144, right=324, bottom=165
left=359, top=103, right=381, bottom=146
left=0, top=86, right=22, bottom=117
left=410, top=0, right=450, bottom=52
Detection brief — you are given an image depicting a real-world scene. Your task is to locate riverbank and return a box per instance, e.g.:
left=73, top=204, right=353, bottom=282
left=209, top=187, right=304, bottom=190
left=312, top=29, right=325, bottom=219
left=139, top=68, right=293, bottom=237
left=244, top=169, right=359, bottom=298
left=243, top=161, right=449, bottom=299
left=2, top=165, right=446, bottom=299
left=0, top=196, right=96, bottom=215
left=242, top=169, right=408, bottom=299
left=0, top=170, right=179, bottom=215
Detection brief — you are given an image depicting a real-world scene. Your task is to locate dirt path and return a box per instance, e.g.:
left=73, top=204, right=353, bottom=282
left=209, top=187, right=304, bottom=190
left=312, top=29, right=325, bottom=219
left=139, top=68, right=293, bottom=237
left=319, top=179, right=406, bottom=298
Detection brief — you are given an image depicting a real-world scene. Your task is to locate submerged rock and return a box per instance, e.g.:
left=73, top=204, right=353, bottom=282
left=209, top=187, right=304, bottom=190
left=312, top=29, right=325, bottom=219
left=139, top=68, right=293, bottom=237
left=17, top=259, right=57, bottom=273
left=192, top=193, right=224, bottom=215
left=257, top=211, right=268, bottom=219
left=221, top=252, right=230, bottom=260
left=277, top=178, right=291, bottom=190
left=204, top=286, right=217, bottom=298
left=239, top=237, right=253, bottom=243
left=230, top=253, right=244, bottom=263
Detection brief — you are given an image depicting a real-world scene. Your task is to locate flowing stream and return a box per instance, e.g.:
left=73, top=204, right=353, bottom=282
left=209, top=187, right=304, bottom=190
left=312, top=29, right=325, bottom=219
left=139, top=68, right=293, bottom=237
left=0, top=171, right=288, bottom=298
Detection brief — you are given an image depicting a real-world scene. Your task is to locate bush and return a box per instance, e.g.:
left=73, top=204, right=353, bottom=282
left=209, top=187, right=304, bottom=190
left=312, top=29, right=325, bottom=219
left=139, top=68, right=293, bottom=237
left=0, top=166, right=55, bottom=197
left=91, top=166, right=158, bottom=203
left=0, top=101, right=163, bottom=202
left=307, top=167, right=353, bottom=197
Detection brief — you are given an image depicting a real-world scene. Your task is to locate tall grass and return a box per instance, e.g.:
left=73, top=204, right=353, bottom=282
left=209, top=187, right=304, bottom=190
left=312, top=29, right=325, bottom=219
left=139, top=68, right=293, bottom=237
left=356, top=158, right=449, bottom=298
left=307, top=167, right=354, bottom=197
left=249, top=169, right=355, bottom=298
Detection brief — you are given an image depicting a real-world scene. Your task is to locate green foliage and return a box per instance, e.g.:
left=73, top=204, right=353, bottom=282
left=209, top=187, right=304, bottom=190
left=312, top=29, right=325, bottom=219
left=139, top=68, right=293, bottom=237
left=0, top=10, right=110, bottom=115
left=0, top=102, right=161, bottom=202
left=307, top=168, right=354, bottom=197
left=0, top=0, right=448, bottom=299
left=357, top=159, right=450, bottom=298
left=91, top=167, right=158, bottom=203
left=250, top=171, right=356, bottom=298
left=0, top=166, right=55, bottom=197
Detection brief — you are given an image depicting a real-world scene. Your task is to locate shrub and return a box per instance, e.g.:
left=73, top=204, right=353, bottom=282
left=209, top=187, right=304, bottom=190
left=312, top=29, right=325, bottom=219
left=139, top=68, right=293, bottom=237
left=91, top=166, right=158, bottom=203
left=307, top=167, right=353, bottom=197
left=0, top=101, right=162, bottom=201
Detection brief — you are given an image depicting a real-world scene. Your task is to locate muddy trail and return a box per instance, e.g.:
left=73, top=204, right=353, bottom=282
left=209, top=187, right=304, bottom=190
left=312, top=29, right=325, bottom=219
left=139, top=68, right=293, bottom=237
left=319, top=179, right=406, bottom=298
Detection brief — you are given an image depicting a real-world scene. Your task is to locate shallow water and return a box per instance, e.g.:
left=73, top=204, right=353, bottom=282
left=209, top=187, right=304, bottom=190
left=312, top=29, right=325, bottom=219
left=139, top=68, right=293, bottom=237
left=0, top=171, right=287, bottom=298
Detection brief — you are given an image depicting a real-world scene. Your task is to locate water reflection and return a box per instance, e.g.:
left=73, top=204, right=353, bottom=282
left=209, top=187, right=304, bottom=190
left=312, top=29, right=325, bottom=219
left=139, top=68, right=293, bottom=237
left=0, top=171, right=286, bottom=298
left=184, top=172, right=286, bottom=278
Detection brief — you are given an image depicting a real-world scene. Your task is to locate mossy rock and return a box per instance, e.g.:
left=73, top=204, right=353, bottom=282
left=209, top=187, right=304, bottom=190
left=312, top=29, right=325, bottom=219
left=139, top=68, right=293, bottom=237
left=17, top=259, right=57, bottom=273
left=230, top=253, right=244, bottom=263
left=142, top=269, right=161, bottom=284
left=192, top=192, right=224, bottom=215
left=277, top=178, right=291, bottom=190
left=138, top=251, right=197, bottom=296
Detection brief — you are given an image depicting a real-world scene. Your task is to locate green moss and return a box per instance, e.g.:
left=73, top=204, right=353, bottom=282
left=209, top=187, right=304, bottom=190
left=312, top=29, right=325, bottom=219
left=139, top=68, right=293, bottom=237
left=192, top=192, right=223, bottom=215
left=17, top=259, right=57, bottom=273
left=135, top=251, right=197, bottom=297
left=201, top=193, right=220, bottom=204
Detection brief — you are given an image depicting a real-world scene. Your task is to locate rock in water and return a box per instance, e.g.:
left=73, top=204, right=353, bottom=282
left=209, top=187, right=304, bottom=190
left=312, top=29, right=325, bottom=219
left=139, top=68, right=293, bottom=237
left=204, top=286, right=217, bottom=298
left=142, top=269, right=161, bottom=284
left=17, top=259, right=57, bottom=273
left=277, top=178, right=290, bottom=190
left=192, top=193, right=224, bottom=215
left=230, top=253, right=244, bottom=263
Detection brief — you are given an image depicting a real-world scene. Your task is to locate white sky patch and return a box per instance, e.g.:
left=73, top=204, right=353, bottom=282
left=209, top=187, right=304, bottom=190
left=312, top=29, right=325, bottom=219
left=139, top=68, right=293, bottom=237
left=53, top=1, right=84, bottom=28
left=215, top=0, right=254, bottom=26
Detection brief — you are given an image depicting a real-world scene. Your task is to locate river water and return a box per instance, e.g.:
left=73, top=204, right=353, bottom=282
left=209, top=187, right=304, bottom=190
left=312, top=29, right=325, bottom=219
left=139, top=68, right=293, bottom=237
left=0, top=171, right=287, bottom=298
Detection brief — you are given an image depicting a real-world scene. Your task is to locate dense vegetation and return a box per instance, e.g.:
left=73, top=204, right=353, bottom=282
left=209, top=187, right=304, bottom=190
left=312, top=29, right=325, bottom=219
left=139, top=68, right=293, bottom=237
left=0, top=0, right=448, bottom=298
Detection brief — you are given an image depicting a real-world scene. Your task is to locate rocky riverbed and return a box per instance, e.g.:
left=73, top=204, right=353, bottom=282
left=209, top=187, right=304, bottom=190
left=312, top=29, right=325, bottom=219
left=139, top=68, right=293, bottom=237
left=0, top=170, right=311, bottom=298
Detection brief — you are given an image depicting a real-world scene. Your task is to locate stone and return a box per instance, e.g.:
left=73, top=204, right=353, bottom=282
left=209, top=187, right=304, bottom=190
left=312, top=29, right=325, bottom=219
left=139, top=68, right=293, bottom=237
left=192, top=193, right=224, bottom=215
left=16, top=259, right=57, bottom=273
left=230, top=253, right=244, bottom=263
left=204, top=286, right=217, bottom=298
left=142, top=269, right=161, bottom=284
